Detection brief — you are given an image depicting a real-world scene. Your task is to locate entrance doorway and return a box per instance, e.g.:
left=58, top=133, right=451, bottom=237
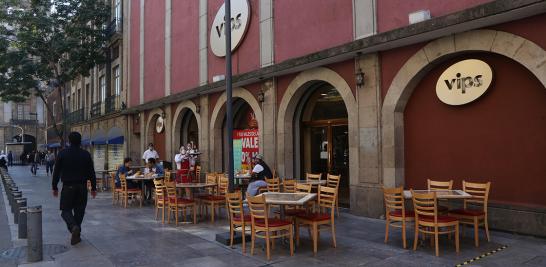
left=297, top=83, right=349, bottom=207
left=179, top=110, right=199, bottom=148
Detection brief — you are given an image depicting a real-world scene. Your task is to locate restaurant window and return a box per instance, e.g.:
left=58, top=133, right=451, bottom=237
left=113, top=66, right=120, bottom=95
left=16, top=103, right=31, bottom=120
left=99, top=75, right=106, bottom=102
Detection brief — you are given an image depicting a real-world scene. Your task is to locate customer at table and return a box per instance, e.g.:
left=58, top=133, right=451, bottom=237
left=146, top=158, right=165, bottom=177
left=115, top=157, right=139, bottom=189
left=247, top=176, right=268, bottom=197
left=252, top=154, right=273, bottom=181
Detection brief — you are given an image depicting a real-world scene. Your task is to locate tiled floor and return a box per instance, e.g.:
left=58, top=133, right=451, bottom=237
left=1, top=166, right=545, bottom=267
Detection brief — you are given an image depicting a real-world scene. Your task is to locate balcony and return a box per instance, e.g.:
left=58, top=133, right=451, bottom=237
left=10, top=119, right=37, bottom=126
left=105, top=18, right=122, bottom=39
left=105, top=95, right=121, bottom=114
left=90, top=102, right=103, bottom=118
left=65, top=108, right=85, bottom=124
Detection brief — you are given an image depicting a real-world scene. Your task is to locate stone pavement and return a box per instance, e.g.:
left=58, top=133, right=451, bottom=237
left=1, top=165, right=545, bottom=267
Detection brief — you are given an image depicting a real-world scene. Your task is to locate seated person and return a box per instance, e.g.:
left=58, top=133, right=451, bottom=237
left=115, top=157, right=139, bottom=189
left=246, top=176, right=268, bottom=197
left=146, top=158, right=164, bottom=177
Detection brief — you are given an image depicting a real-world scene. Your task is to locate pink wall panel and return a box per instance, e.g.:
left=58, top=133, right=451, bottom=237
left=171, top=1, right=199, bottom=93
left=129, top=1, right=140, bottom=107
left=207, top=0, right=260, bottom=82
left=377, top=0, right=492, bottom=33
left=274, top=0, right=353, bottom=63
left=143, top=0, right=165, bottom=102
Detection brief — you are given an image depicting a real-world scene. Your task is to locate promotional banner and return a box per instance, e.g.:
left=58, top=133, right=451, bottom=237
left=233, top=129, right=259, bottom=171
left=233, top=139, right=242, bottom=172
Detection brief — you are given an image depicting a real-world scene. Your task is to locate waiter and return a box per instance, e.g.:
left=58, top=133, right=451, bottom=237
left=52, top=132, right=97, bottom=245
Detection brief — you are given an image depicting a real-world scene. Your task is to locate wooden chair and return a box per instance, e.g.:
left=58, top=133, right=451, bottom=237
left=165, top=181, right=197, bottom=224
left=110, top=171, right=122, bottom=205
left=295, top=185, right=337, bottom=255
left=282, top=179, right=296, bottom=193
left=306, top=173, right=322, bottom=181
left=427, top=179, right=453, bottom=214
left=153, top=179, right=167, bottom=223
left=265, top=178, right=281, bottom=192
left=285, top=183, right=313, bottom=217
left=383, top=187, right=415, bottom=249
left=449, top=181, right=491, bottom=247
left=412, top=189, right=459, bottom=257
left=120, top=174, right=143, bottom=208
left=247, top=194, right=294, bottom=261
left=199, top=175, right=228, bottom=222
left=194, top=165, right=201, bottom=182
left=226, top=191, right=251, bottom=253
left=164, top=170, right=172, bottom=182
left=326, top=174, right=341, bottom=216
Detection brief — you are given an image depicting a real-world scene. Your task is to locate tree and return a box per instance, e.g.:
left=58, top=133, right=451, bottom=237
left=0, top=0, right=110, bottom=147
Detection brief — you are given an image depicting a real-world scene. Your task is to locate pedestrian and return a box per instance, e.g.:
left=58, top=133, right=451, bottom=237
left=52, top=132, right=97, bottom=245
left=0, top=151, right=8, bottom=171
left=33, top=151, right=40, bottom=175
left=46, top=150, right=55, bottom=176
left=142, top=143, right=159, bottom=164
left=7, top=151, right=13, bottom=166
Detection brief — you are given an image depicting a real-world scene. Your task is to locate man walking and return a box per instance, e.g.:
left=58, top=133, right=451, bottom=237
left=52, top=132, right=97, bottom=245
left=7, top=151, right=13, bottom=166
left=46, top=151, right=55, bottom=176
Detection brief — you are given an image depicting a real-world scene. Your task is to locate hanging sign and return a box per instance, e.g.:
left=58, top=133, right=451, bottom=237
left=233, top=129, right=259, bottom=171
left=209, top=0, right=251, bottom=57
left=436, top=59, right=493, bottom=106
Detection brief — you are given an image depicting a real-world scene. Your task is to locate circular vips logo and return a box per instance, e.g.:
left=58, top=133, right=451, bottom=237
left=436, top=59, right=493, bottom=105
left=210, top=0, right=251, bottom=57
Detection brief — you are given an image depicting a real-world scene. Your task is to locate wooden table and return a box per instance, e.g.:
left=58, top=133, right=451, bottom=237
left=127, top=175, right=164, bottom=202
left=96, top=169, right=117, bottom=191
left=294, top=180, right=327, bottom=186
left=403, top=189, right=472, bottom=199
left=176, top=182, right=217, bottom=199
left=261, top=192, right=317, bottom=218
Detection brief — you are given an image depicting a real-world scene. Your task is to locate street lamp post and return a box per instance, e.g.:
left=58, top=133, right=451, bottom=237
left=29, top=112, right=38, bottom=151
left=225, top=0, right=235, bottom=192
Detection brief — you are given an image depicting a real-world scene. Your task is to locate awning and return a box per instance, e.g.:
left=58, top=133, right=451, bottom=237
left=82, top=139, right=91, bottom=146
left=107, top=127, right=124, bottom=145
left=48, top=143, right=61, bottom=148
left=91, top=129, right=107, bottom=145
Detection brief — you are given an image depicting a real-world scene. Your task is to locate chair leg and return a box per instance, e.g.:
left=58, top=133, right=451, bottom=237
left=295, top=221, right=300, bottom=246
left=455, top=223, right=460, bottom=253
left=484, top=216, right=491, bottom=242
left=289, top=227, right=294, bottom=256
left=402, top=220, right=407, bottom=249
left=331, top=220, right=337, bottom=248
left=175, top=207, right=179, bottom=226
left=251, top=228, right=255, bottom=256
left=211, top=203, right=215, bottom=223
left=266, top=231, right=271, bottom=261
left=434, top=229, right=439, bottom=257
left=242, top=225, right=246, bottom=254
left=474, top=217, right=479, bottom=247
left=384, top=217, right=390, bottom=244
left=229, top=224, right=234, bottom=248
left=413, top=224, right=419, bottom=251
left=312, top=223, right=318, bottom=255
left=193, top=204, right=197, bottom=224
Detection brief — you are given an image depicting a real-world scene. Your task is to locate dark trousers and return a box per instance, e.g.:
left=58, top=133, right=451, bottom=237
left=60, top=183, right=88, bottom=232
left=46, top=161, right=54, bottom=174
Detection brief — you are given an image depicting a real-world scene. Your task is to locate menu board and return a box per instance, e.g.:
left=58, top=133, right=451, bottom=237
left=93, top=145, right=106, bottom=171
left=233, top=129, right=259, bottom=171
left=107, top=144, right=124, bottom=170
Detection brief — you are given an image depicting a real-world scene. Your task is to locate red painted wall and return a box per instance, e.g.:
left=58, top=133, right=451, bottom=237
left=377, top=0, right=492, bottom=33
left=129, top=2, right=140, bottom=107
left=207, top=0, right=260, bottom=83
left=404, top=53, right=546, bottom=208
left=143, top=0, right=165, bottom=102
left=171, top=1, right=199, bottom=93
left=274, top=0, right=353, bottom=63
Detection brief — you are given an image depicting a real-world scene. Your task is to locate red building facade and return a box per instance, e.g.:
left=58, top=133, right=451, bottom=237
left=124, top=0, right=546, bottom=236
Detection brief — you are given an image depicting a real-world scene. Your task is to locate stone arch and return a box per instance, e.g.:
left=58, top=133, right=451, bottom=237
left=381, top=30, right=546, bottom=188
left=171, top=100, right=201, bottom=154
left=276, top=67, right=358, bottom=186
left=209, top=87, right=264, bottom=171
left=144, top=107, right=170, bottom=160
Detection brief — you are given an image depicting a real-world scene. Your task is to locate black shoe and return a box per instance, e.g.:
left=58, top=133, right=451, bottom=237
left=70, top=226, right=81, bottom=245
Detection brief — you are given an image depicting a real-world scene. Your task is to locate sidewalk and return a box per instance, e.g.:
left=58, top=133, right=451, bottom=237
left=1, top=166, right=545, bottom=267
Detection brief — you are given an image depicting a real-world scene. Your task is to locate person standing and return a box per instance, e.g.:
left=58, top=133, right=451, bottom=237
left=52, top=132, right=97, bottom=245
left=0, top=151, right=7, bottom=171
left=33, top=151, right=40, bottom=175
left=46, top=151, right=55, bottom=176
left=142, top=143, right=159, bottom=164
left=7, top=151, right=13, bottom=166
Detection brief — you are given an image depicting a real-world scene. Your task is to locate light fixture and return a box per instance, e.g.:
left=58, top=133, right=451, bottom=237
left=161, top=111, right=166, bottom=118
left=195, top=104, right=201, bottom=114
left=257, top=91, right=265, bottom=103
left=355, top=68, right=365, bottom=88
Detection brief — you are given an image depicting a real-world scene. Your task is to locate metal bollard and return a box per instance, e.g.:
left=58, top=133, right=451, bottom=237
left=14, top=198, right=26, bottom=224
left=19, top=207, right=27, bottom=239
left=11, top=192, right=22, bottom=213
left=8, top=188, right=19, bottom=206
left=27, top=206, right=42, bottom=262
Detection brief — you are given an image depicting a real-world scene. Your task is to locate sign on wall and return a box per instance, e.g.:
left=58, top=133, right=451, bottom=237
left=436, top=59, right=493, bottom=106
left=93, top=145, right=106, bottom=171
left=233, top=129, right=259, bottom=171
left=210, top=0, right=251, bottom=57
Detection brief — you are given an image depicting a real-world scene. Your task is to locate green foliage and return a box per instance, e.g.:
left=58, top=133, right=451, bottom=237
left=0, top=0, right=110, bottom=102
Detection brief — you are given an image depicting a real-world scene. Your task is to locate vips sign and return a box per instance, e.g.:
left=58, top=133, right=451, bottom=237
left=210, top=0, right=250, bottom=57
left=233, top=129, right=259, bottom=171
left=436, top=59, right=493, bottom=105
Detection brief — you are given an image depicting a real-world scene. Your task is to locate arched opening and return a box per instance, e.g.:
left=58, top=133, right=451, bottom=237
left=180, top=110, right=199, bottom=148
left=147, top=114, right=166, bottom=162
left=295, top=82, right=350, bottom=207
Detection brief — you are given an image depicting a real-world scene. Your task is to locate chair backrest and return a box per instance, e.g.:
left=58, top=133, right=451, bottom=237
left=164, top=170, right=171, bottom=182
left=383, top=187, right=406, bottom=216
left=153, top=179, right=166, bottom=201
left=119, top=174, right=127, bottom=191
left=165, top=181, right=178, bottom=201
left=427, top=179, right=453, bottom=190
left=226, top=191, right=244, bottom=220
left=218, top=176, right=229, bottom=196
left=265, top=178, right=281, bottom=192
left=205, top=173, right=218, bottom=194
left=326, top=174, right=341, bottom=188
left=295, top=183, right=312, bottom=193
left=195, top=165, right=201, bottom=181
left=318, top=185, right=337, bottom=213
left=110, top=171, right=116, bottom=187
left=306, top=173, right=322, bottom=181
left=411, top=189, right=438, bottom=223
left=283, top=179, right=296, bottom=193
left=462, top=180, right=490, bottom=211
left=247, top=194, right=269, bottom=227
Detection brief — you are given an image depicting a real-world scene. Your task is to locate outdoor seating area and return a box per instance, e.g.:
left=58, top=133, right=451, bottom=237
left=383, top=180, right=491, bottom=257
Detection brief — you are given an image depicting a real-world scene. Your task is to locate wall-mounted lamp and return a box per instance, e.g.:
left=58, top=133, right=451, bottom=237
left=161, top=111, right=166, bottom=119
left=257, top=91, right=265, bottom=103
left=195, top=104, right=201, bottom=114
left=355, top=68, right=365, bottom=88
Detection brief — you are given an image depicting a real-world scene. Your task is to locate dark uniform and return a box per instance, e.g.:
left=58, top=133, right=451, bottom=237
left=52, top=144, right=96, bottom=234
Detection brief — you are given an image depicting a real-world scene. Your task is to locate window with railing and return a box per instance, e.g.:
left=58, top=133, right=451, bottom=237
left=114, top=65, right=120, bottom=95
left=100, top=75, right=106, bottom=102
